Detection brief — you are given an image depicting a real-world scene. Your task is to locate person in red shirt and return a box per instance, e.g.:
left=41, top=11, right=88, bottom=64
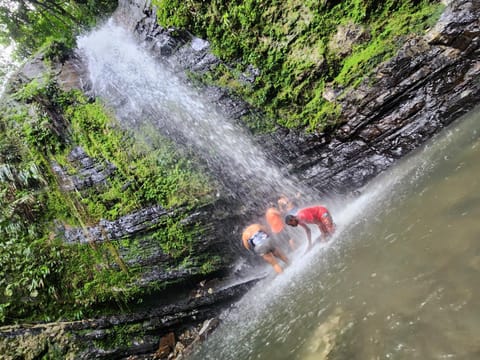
left=241, top=223, right=290, bottom=274
left=285, top=206, right=336, bottom=251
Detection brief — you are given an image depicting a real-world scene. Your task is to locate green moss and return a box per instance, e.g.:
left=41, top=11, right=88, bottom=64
left=92, top=323, right=146, bottom=350
left=335, top=1, right=444, bottom=88
left=200, top=255, right=222, bottom=274
left=153, top=0, right=444, bottom=133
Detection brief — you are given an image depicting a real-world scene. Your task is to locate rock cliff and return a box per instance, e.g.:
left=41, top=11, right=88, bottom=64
left=1, top=0, right=479, bottom=359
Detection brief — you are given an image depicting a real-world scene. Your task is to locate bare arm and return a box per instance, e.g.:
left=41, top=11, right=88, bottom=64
left=299, top=223, right=312, bottom=251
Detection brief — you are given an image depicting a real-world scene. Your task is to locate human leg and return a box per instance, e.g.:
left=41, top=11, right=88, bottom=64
left=272, top=247, right=289, bottom=265
left=318, top=211, right=335, bottom=241
left=262, top=252, right=284, bottom=274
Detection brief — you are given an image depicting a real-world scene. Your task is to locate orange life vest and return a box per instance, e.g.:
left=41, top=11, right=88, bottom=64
left=265, top=207, right=284, bottom=234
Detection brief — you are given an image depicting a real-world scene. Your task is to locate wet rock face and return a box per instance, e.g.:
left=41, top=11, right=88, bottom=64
left=117, top=0, right=480, bottom=198
left=51, top=146, right=117, bottom=192
left=271, top=0, right=480, bottom=195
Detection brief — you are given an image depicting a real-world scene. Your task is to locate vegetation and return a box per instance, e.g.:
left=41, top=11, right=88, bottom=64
left=0, top=0, right=226, bottom=330
left=153, top=0, right=444, bottom=132
left=0, top=0, right=118, bottom=58
left=0, top=73, right=216, bottom=324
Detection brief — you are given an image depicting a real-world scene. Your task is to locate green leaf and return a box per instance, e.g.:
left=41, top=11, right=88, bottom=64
left=4, top=285, right=13, bottom=297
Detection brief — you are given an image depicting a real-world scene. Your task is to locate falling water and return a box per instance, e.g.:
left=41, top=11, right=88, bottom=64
left=76, top=20, right=303, bottom=201
left=189, top=107, right=480, bottom=359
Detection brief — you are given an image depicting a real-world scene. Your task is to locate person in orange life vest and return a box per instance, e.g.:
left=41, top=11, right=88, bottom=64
left=285, top=206, right=336, bottom=251
left=241, top=223, right=289, bottom=274
left=265, top=206, right=297, bottom=251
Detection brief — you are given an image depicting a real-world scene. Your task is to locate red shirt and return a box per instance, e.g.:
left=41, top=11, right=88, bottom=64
left=296, top=206, right=329, bottom=224
left=296, top=206, right=335, bottom=235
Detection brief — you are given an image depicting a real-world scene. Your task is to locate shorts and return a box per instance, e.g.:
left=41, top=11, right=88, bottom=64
left=319, top=210, right=335, bottom=235
left=249, top=231, right=274, bottom=256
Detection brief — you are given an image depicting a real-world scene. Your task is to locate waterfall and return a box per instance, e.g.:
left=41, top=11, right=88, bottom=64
left=76, top=20, right=304, bottom=205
